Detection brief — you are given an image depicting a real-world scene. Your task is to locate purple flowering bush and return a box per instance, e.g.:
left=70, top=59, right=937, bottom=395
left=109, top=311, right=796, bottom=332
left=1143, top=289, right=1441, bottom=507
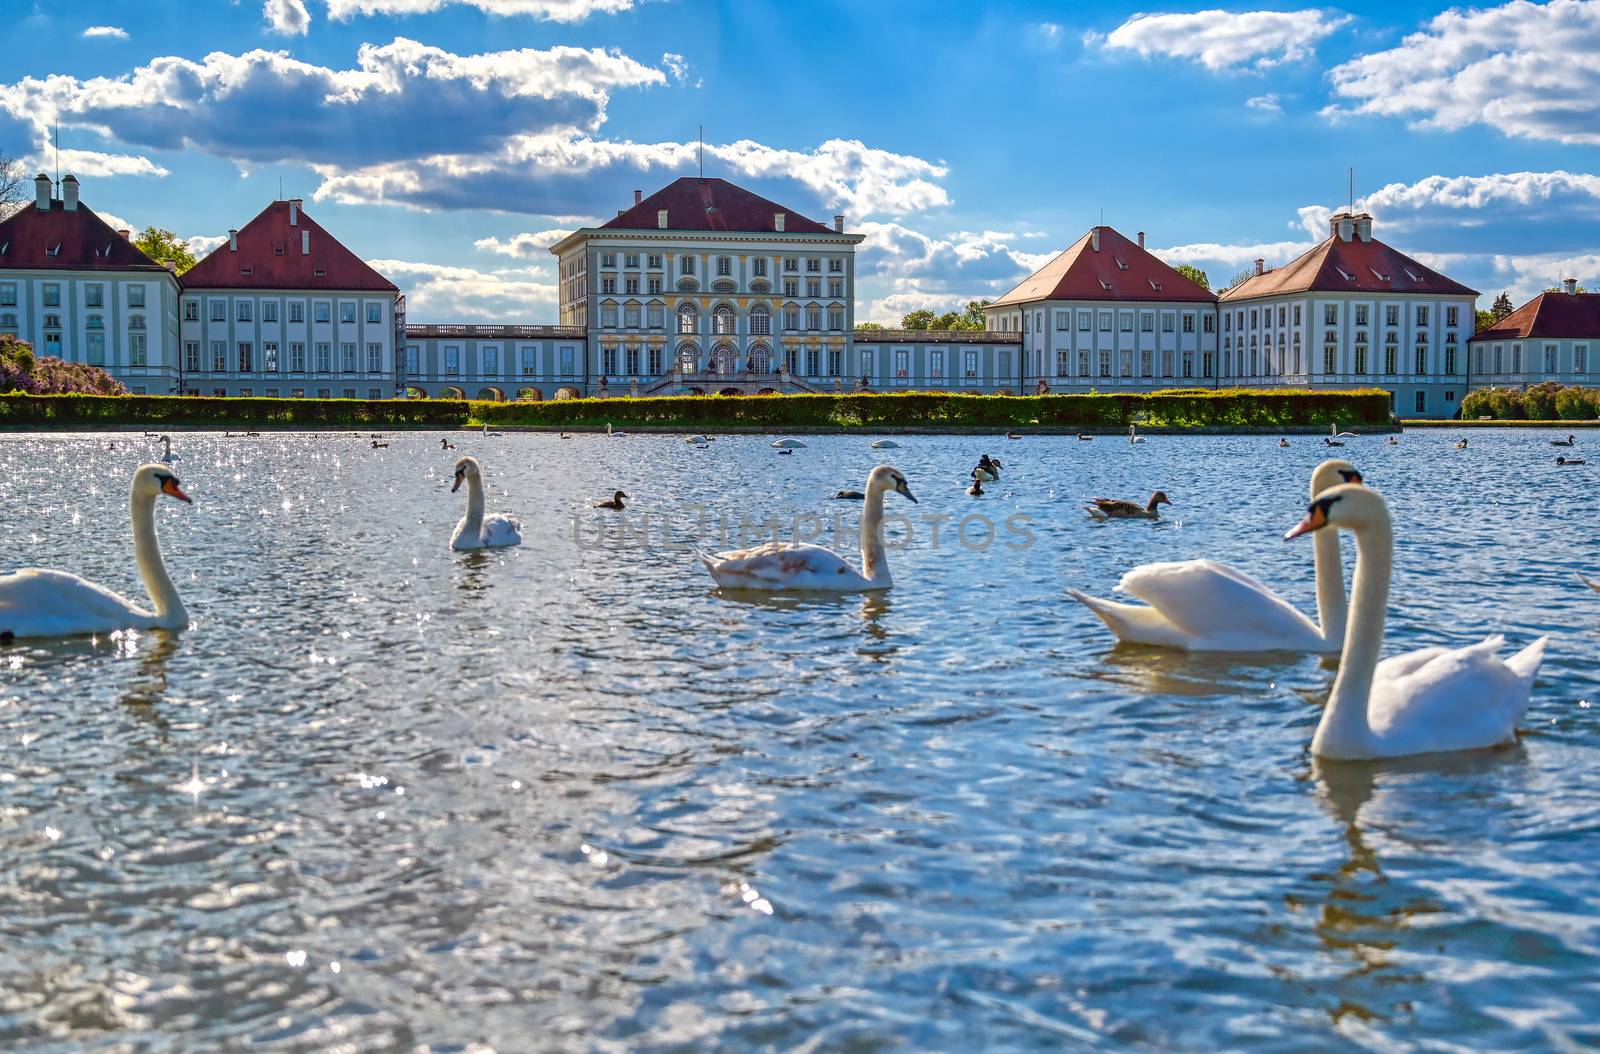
left=0, top=334, right=127, bottom=395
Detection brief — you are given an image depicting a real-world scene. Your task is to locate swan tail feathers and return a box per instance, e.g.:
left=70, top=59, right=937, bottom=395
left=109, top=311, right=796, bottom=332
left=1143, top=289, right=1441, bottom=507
left=1506, top=635, right=1547, bottom=686
left=1067, top=588, right=1186, bottom=647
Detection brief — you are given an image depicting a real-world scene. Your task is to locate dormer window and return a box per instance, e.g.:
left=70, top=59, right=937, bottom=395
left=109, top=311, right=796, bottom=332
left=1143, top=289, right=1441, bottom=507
left=274, top=244, right=285, bottom=256
left=45, top=243, right=60, bottom=257
left=1099, top=279, right=1113, bottom=291
left=1369, top=267, right=1389, bottom=282
left=241, top=267, right=253, bottom=276
left=1148, top=279, right=1162, bottom=292
left=1402, top=267, right=1422, bottom=282
left=1334, top=266, right=1354, bottom=281
left=314, top=269, right=326, bottom=278
left=1114, top=257, right=1129, bottom=270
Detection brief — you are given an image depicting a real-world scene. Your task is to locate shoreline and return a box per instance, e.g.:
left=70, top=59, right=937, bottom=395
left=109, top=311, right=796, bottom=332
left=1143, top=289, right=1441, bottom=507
left=1, top=422, right=1408, bottom=435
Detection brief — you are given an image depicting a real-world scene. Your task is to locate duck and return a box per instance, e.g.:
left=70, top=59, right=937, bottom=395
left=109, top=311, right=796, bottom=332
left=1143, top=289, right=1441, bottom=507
left=1006, top=431, right=1023, bottom=440
left=449, top=457, right=522, bottom=550
left=967, top=477, right=984, bottom=497
left=835, top=489, right=865, bottom=500
left=1129, top=424, right=1146, bottom=444
left=1077, top=433, right=1094, bottom=441
left=871, top=439, right=902, bottom=449
left=777, top=448, right=794, bottom=456
left=1455, top=438, right=1469, bottom=450
left=771, top=438, right=807, bottom=450
left=1385, top=435, right=1399, bottom=446
left=371, top=440, right=388, bottom=449
left=1284, top=484, right=1545, bottom=759
left=1552, top=434, right=1577, bottom=447
left=559, top=431, right=572, bottom=440
left=1580, top=573, right=1600, bottom=594
left=594, top=490, right=628, bottom=510
left=699, top=466, right=916, bottom=592
left=0, top=465, right=192, bottom=638
left=971, top=454, right=1002, bottom=482
left=1279, top=438, right=1291, bottom=447
left=1086, top=490, right=1171, bottom=521
left=441, top=437, right=456, bottom=451
left=1069, top=461, right=1362, bottom=653
left=1325, top=437, right=1345, bottom=447
left=107, top=441, right=116, bottom=452
left=158, top=435, right=179, bottom=463
left=1557, top=456, right=1587, bottom=465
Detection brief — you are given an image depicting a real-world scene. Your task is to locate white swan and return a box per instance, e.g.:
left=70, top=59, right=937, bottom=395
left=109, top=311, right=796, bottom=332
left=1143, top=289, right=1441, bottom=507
left=684, top=434, right=709, bottom=445
left=871, top=439, right=901, bottom=449
left=699, top=465, right=916, bottom=591
left=1331, top=421, right=1357, bottom=438
left=159, top=435, right=179, bottom=463
left=1129, top=424, right=1146, bottom=444
left=771, top=438, right=807, bottom=449
left=449, top=456, right=522, bottom=550
left=607, top=423, right=627, bottom=438
left=1068, top=459, right=1362, bottom=652
left=0, top=464, right=191, bottom=638
left=1286, top=484, right=1545, bottom=760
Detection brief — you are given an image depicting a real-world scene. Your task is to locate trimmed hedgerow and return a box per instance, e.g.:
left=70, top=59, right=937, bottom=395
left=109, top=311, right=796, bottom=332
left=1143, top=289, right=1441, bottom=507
left=0, top=393, right=470, bottom=429
left=1461, top=382, right=1600, bottom=422
left=472, top=388, right=1394, bottom=431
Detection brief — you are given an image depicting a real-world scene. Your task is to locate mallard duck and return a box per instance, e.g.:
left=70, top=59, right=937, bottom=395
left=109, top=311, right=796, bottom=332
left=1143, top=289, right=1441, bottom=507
left=441, top=438, right=456, bottom=451
left=1455, top=438, right=1468, bottom=450
left=1086, top=491, right=1170, bottom=521
left=1006, top=431, right=1023, bottom=440
left=1324, top=437, right=1345, bottom=447
left=835, top=490, right=865, bottom=500
left=1279, top=438, right=1290, bottom=447
left=1552, top=434, right=1577, bottom=447
left=967, top=478, right=984, bottom=496
left=595, top=490, right=628, bottom=510
left=371, top=440, right=388, bottom=449
left=1077, top=434, right=1094, bottom=441
left=970, top=454, right=1002, bottom=481
left=1556, top=456, right=1586, bottom=465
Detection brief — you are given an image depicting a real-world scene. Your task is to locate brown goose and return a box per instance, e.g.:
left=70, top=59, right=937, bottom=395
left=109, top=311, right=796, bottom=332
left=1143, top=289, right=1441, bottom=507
left=1086, top=491, right=1171, bottom=521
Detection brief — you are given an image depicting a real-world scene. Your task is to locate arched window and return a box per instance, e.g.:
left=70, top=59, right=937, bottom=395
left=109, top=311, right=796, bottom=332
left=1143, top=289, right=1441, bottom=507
left=129, top=314, right=145, bottom=330
left=676, top=341, right=698, bottom=373
left=712, top=305, right=735, bottom=335
left=87, top=315, right=104, bottom=330
left=750, top=304, right=771, bottom=336
left=677, top=303, right=697, bottom=334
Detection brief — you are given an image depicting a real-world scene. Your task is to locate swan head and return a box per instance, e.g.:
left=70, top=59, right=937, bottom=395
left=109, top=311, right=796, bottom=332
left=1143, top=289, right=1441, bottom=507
left=133, top=464, right=191, bottom=504
left=868, top=465, right=917, bottom=504
left=1311, top=459, right=1363, bottom=498
left=1285, top=483, right=1386, bottom=540
left=451, top=455, right=482, bottom=492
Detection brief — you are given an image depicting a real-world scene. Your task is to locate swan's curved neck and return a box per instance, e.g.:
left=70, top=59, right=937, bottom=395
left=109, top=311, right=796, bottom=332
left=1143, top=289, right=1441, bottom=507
left=1313, top=515, right=1391, bottom=757
left=859, top=482, right=892, bottom=586
left=460, top=474, right=485, bottom=536
left=1312, top=527, right=1347, bottom=647
left=131, top=490, right=185, bottom=628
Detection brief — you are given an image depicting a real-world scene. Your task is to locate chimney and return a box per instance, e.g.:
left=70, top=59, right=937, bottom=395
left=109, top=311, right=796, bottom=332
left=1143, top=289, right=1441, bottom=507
left=834, top=214, right=844, bottom=233
left=617, top=209, right=626, bottom=217
left=1091, top=228, right=1100, bottom=252
left=1331, top=212, right=1355, bottom=242
left=228, top=229, right=239, bottom=252
left=1254, top=258, right=1264, bottom=277
left=1137, top=231, right=1145, bottom=250
left=117, top=229, right=131, bottom=241
left=33, top=173, right=50, bottom=211
left=633, top=189, right=642, bottom=205
left=61, top=174, right=79, bottom=212
left=773, top=212, right=785, bottom=232
left=1354, top=213, right=1373, bottom=242
left=657, top=209, right=668, bottom=229
left=289, top=199, right=300, bottom=225
left=1563, top=277, right=1578, bottom=295
left=301, top=230, right=310, bottom=255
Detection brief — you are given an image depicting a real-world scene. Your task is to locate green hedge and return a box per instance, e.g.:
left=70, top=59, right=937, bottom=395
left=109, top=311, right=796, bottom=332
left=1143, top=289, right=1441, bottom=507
left=0, top=393, right=471, bottom=429
left=472, top=388, right=1394, bottom=430
left=1460, top=382, right=1600, bottom=421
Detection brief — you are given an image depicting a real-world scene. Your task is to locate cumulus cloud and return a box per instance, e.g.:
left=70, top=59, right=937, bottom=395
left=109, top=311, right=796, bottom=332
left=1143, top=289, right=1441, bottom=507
left=82, top=25, right=128, bottom=39
left=853, top=221, right=1053, bottom=322
left=474, top=229, right=575, bottom=257
left=1328, top=0, right=1600, bottom=145
left=1246, top=93, right=1283, bottom=115
left=325, top=0, right=639, bottom=22
left=370, top=258, right=558, bottom=321
left=1102, top=8, right=1351, bottom=70
left=263, top=0, right=312, bottom=35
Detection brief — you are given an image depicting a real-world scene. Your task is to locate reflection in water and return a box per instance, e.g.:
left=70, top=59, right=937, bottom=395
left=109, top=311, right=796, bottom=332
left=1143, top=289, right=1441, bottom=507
left=119, top=631, right=179, bottom=709
left=1089, top=641, right=1298, bottom=698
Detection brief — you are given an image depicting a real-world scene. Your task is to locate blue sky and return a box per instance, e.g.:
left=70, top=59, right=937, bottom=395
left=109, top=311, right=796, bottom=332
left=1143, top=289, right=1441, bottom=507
left=4, top=0, right=1599, bottom=322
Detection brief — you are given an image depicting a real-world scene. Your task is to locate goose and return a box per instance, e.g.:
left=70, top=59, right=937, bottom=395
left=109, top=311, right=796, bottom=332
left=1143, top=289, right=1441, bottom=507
left=158, top=435, right=179, bottom=463
left=449, top=456, right=522, bottom=550
left=0, top=465, right=192, bottom=638
left=1454, top=438, right=1468, bottom=450
left=771, top=438, right=806, bottom=450
left=970, top=454, right=1002, bottom=482
left=1285, top=484, right=1545, bottom=759
left=594, top=490, right=628, bottom=510
left=1068, top=460, right=1362, bottom=652
left=441, top=438, right=456, bottom=451
left=1085, top=491, right=1171, bottom=521
left=967, top=477, right=984, bottom=497
left=1279, top=438, right=1291, bottom=447
left=1551, top=434, right=1577, bottom=447
left=1129, top=424, right=1146, bottom=444
left=834, top=489, right=865, bottom=500
left=1580, top=573, right=1600, bottom=594
left=699, top=466, right=916, bottom=592
left=871, top=439, right=902, bottom=449
left=1557, top=456, right=1587, bottom=465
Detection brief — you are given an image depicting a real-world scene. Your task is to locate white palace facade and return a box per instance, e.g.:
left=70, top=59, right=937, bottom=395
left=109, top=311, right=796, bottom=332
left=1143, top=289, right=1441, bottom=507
left=7, top=171, right=1584, bottom=419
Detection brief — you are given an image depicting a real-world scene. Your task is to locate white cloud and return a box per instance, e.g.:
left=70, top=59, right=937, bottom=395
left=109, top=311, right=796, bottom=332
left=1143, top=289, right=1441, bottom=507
left=185, top=233, right=229, bottom=258
left=1036, top=22, right=1064, bottom=48
left=325, top=0, right=639, bottom=22
left=370, top=258, right=557, bottom=321
left=474, top=229, right=574, bottom=257
left=661, top=52, right=691, bottom=85
left=1329, top=0, right=1600, bottom=144
left=1103, top=8, right=1351, bottom=71
left=263, top=0, right=312, bottom=35
left=55, top=147, right=169, bottom=179
left=1246, top=93, right=1283, bottom=114
left=82, top=25, right=128, bottom=39
left=853, top=221, right=1052, bottom=322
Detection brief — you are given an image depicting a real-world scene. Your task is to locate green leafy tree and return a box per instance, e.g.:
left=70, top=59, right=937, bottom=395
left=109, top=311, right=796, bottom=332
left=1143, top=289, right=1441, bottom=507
left=959, top=299, right=990, bottom=329
left=133, top=226, right=197, bottom=274
left=900, top=309, right=938, bottom=330
left=856, top=321, right=884, bottom=332
left=1475, top=309, right=1499, bottom=332
left=1173, top=264, right=1211, bottom=291
left=1490, top=291, right=1514, bottom=320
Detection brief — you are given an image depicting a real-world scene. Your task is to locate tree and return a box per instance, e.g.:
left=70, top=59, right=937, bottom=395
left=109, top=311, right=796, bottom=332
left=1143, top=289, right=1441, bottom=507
left=959, top=299, right=990, bottom=330
left=856, top=321, right=883, bottom=332
left=1225, top=266, right=1257, bottom=291
left=132, top=226, right=197, bottom=273
left=0, top=153, right=26, bottom=218
left=1475, top=309, right=1499, bottom=333
left=1173, top=264, right=1211, bottom=291
left=1546, top=284, right=1588, bottom=293
left=900, top=309, right=937, bottom=330
left=1490, top=291, right=1514, bottom=320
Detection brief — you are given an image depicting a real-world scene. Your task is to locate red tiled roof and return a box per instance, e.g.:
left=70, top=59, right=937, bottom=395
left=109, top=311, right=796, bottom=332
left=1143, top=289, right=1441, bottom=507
left=0, top=198, right=172, bottom=274
left=1221, top=235, right=1476, bottom=300
left=600, top=177, right=837, bottom=235
left=1470, top=291, right=1600, bottom=342
left=183, top=200, right=398, bottom=292
left=988, top=227, right=1216, bottom=307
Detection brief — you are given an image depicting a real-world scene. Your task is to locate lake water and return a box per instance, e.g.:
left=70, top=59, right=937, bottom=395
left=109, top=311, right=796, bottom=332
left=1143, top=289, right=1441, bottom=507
left=1, top=429, right=1597, bottom=1052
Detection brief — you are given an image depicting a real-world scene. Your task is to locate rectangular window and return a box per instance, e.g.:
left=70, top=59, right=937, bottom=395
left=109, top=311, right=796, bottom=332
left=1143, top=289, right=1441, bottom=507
left=1120, top=314, right=1133, bottom=333
left=1140, top=313, right=1154, bottom=333
left=930, top=350, right=944, bottom=379
left=601, top=277, right=616, bottom=295
left=1445, top=346, right=1457, bottom=375
left=1355, top=345, right=1368, bottom=374
left=648, top=277, right=662, bottom=296
left=807, top=307, right=820, bottom=331
left=405, top=346, right=419, bottom=373
left=1446, top=306, right=1459, bottom=327
left=601, top=253, right=616, bottom=269
left=1162, top=314, right=1175, bottom=333
left=1385, top=305, right=1399, bottom=326
left=807, top=258, right=821, bottom=273
left=129, top=333, right=146, bottom=367
left=181, top=299, right=198, bottom=321
left=1384, top=347, right=1396, bottom=374
left=340, top=303, right=356, bottom=324
left=648, top=347, right=662, bottom=374
left=560, top=346, right=575, bottom=374
left=1078, top=313, right=1091, bottom=331
left=1141, top=350, right=1153, bottom=376
left=679, top=256, right=695, bottom=275
left=1099, top=313, right=1112, bottom=332
left=368, top=343, right=383, bottom=372
left=212, top=341, right=228, bottom=371
left=341, top=343, right=356, bottom=372
left=1181, top=314, right=1194, bottom=334
left=210, top=300, right=226, bottom=322
left=964, top=350, right=978, bottom=379
left=624, top=277, right=638, bottom=296
left=1099, top=350, right=1112, bottom=377
left=366, top=302, right=382, bottom=324
left=1324, top=304, right=1337, bottom=325
left=315, top=302, right=330, bottom=323
left=86, top=284, right=104, bottom=308
left=238, top=342, right=254, bottom=372
left=445, top=346, right=460, bottom=375
left=42, top=283, right=61, bottom=308
left=1577, top=345, right=1588, bottom=374
left=1161, top=350, right=1174, bottom=377
left=806, top=348, right=820, bottom=375
left=482, top=346, right=499, bottom=376
left=828, top=309, right=844, bottom=331
left=1545, top=345, right=1558, bottom=373
left=1415, top=391, right=1427, bottom=414
left=1417, top=306, right=1429, bottom=327
left=290, top=303, right=305, bottom=323
left=1203, top=314, right=1214, bottom=333
left=264, top=341, right=279, bottom=372
left=316, top=342, right=332, bottom=371
left=262, top=301, right=278, bottom=323
left=237, top=301, right=252, bottom=322
left=806, top=279, right=820, bottom=298
left=1415, top=348, right=1428, bottom=374
left=291, top=342, right=306, bottom=371
left=127, top=285, right=145, bottom=309
left=0, top=283, right=15, bottom=307
left=1355, top=305, right=1368, bottom=326
left=184, top=341, right=200, bottom=372
left=1324, top=345, right=1337, bottom=373
left=624, top=303, right=640, bottom=327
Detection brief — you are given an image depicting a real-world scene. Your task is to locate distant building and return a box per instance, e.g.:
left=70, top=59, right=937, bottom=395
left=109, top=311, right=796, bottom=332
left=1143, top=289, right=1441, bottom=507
left=984, top=226, right=1218, bottom=390
left=0, top=174, right=182, bottom=393
left=179, top=199, right=401, bottom=398
left=1468, top=280, right=1599, bottom=391
left=1221, top=212, right=1477, bottom=418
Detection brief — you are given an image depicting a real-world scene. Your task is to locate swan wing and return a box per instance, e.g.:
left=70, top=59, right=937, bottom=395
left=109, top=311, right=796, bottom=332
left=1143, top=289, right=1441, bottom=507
left=700, top=542, right=870, bottom=591
left=1580, top=573, right=1600, bottom=595
left=481, top=515, right=523, bottom=548
left=1117, top=559, right=1327, bottom=651
left=1367, top=636, right=1546, bottom=755
left=0, top=568, right=154, bottom=638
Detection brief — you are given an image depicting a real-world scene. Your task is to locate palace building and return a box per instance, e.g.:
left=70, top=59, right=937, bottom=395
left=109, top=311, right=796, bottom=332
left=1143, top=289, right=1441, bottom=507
left=1468, top=280, right=1600, bottom=391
